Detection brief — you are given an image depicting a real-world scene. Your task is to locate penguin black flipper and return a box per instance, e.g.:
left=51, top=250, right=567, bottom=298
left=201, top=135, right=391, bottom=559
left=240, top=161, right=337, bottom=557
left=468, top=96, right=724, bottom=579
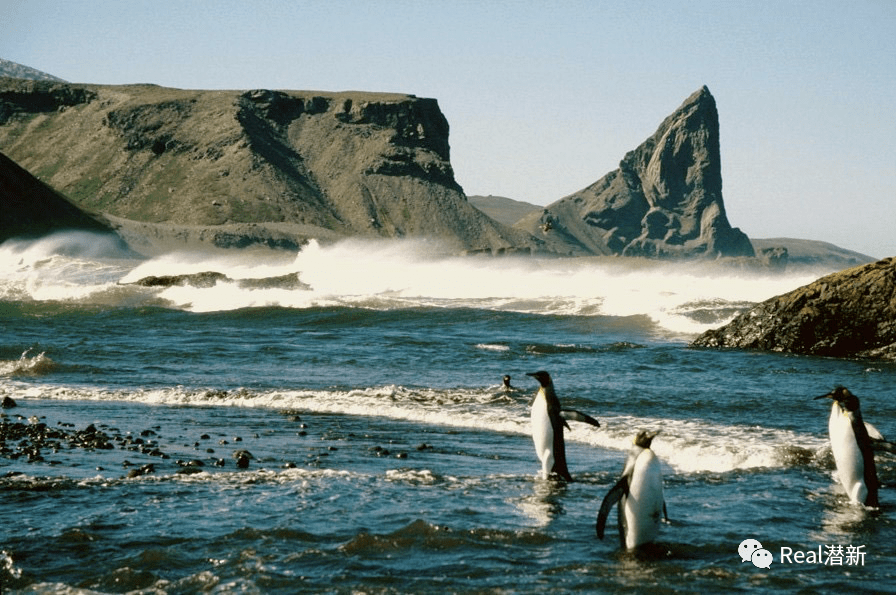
left=871, top=439, right=896, bottom=454
left=866, top=421, right=896, bottom=454
left=851, top=409, right=880, bottom=507
left=663, top=501, right=669, bottom=522
left=561, top=409, right=601, bottom=428
left=596, top=475, right=629, bottom=539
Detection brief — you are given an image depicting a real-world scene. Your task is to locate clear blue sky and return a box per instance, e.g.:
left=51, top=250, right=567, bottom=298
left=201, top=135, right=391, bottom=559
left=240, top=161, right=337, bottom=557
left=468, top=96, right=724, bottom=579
left=3, top=0, right=894, bottom=257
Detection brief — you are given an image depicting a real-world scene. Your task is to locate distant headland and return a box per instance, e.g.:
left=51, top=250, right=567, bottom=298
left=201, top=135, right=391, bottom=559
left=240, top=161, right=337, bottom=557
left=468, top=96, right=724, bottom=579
left=0, top=59, right=876, bottom=268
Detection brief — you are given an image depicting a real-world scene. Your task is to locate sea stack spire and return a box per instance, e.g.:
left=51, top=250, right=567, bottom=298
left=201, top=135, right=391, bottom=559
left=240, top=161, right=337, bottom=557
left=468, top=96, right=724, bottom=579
left=515, top=85, right=754, bottom=259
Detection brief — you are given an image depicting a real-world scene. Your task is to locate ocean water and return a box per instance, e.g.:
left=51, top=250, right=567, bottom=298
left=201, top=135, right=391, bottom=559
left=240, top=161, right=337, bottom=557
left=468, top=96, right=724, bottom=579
left=1, top=231, right=895, bottom=594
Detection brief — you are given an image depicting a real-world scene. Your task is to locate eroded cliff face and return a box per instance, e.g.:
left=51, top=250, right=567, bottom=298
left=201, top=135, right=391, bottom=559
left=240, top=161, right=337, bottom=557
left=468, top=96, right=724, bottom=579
left=0, top=78, right=540, bottom=253
left=516, top=86, right=754, bottom=259
left=691, top=257, right=896, bottom=360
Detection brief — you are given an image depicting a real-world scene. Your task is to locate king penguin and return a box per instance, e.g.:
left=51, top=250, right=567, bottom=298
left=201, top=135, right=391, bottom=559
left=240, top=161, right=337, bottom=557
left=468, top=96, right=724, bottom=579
left=596, top=430, right=667, bottom=549
left=526, top=371, right=601, bottom=481
left=814, top=386, right=879, bottom=507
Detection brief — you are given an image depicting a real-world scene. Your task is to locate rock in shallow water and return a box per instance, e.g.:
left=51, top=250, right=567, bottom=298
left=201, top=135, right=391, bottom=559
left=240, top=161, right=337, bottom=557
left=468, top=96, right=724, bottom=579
left=691, top=257, right=896, bottom=360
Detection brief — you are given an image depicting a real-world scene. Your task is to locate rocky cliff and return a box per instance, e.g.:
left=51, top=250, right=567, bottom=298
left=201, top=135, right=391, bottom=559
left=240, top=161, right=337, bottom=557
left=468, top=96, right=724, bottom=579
left=0, top=151, right=113, bottom=241
left=516, top=86, right=754, bottom=258
left=691, top=257, right=896, bottom=360
left=0, top=78, right=541, bottom=254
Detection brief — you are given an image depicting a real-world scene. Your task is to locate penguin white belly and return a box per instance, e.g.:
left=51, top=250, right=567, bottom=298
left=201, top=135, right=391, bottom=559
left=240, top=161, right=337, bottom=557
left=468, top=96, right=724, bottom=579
left=530, top=391, right=554, bottom=479
left=623, top=449, right=664, bottom=548
left=828, top=405, right=867, bottom=503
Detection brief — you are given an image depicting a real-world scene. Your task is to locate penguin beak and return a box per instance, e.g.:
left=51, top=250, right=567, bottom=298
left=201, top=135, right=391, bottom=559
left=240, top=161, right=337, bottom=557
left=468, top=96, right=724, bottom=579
left=813, top=387, right=851, bottom=403
left=814, top=388, right=842, bottom=402
left=526, top=371, right=550, bottom=387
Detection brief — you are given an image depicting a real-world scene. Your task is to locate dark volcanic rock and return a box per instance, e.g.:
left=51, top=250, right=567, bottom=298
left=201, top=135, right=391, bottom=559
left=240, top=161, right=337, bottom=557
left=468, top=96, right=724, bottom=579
left=129, top=271, right=309, bottom=290
left=233, top=449, right=253, bottom=469
left=0, top=151, right=115, bottom=242
left=130, top=271, right=229, bottom=288
left=516, top=86, right=754, bottom=259
left=691, top=257, right=896, bottom=360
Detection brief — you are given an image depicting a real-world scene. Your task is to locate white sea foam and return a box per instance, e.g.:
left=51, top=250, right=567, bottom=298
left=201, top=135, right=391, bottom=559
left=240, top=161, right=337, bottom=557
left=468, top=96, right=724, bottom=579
left=7, top=380, right=826, bottom=474
left=0, top=232, right=137, bottom=303
left=475, top=344, right=511, bottom=352
left=1, top=234, right=831, bottom=334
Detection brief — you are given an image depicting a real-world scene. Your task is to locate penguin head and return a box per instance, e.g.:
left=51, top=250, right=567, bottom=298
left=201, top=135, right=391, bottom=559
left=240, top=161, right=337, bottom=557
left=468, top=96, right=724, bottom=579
left=814, top=386, right=861, bottom=412
left=633, top=430, right=660, bottom=449
left=502, top=375, right=512, bottom=388
left=526, top=371, right=553, bottom=388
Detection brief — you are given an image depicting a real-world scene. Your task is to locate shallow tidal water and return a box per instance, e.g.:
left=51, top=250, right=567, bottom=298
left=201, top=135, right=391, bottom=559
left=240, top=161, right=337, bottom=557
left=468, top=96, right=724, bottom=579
left=1, top=233, right=895, bottom=593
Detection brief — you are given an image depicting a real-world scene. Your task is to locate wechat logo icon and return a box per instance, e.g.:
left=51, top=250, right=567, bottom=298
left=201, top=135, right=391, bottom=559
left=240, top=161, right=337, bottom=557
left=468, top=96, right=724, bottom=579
left=739, top=538, right=773, bottom=569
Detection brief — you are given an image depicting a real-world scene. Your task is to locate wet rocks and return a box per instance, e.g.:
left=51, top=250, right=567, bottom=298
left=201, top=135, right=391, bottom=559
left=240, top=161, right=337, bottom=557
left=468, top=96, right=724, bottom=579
left=692, top=257, right=896, bottom=360
left=126, top=463, right=156, bottom=478
left=233, top=449, right=253, bottom=469
left=0, top=419, right=113, bottom=463
left=74, top=423, right=115, bottom=450
left=1, top=396, right=16, bottom=408
left=0, top=405, right=335, bottom=476
left=129, top=271, right=228, bottom=288
left=175, top=459, right=207, bottom=475
left=0, top=415, right=239, bottom=475
left=370, top=445, right=391, bottom=457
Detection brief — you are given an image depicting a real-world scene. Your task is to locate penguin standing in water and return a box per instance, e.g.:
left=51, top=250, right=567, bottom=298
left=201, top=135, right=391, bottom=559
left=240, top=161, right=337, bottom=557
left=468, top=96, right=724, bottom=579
left=526, top=371, right=601, bottom=481
left=596, top=430, right=667, bottom=549
left=814, top=386, right=879, bottom=507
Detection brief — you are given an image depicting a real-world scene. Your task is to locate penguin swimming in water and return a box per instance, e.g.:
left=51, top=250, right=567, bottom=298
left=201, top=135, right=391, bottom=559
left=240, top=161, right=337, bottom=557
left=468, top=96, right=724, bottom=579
left=596, top=430, right=667, bottom=549
left=526, top=371, right=601, bottom=481
left=502, top=375, right=516, bottom=392
left=814, top=386, right=879, bottom=507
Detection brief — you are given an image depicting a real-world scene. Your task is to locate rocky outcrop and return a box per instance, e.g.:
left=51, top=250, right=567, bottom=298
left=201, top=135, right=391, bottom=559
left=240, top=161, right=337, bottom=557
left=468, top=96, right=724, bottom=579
left=691, top=257, right=896, bottom=360
left=128, top=271, right=307, bottom=290
left=0, top=151, right=114, bottom=242
left=516, top=86, right=754, bottom=259
left=0, top=78, right=542, bottom=254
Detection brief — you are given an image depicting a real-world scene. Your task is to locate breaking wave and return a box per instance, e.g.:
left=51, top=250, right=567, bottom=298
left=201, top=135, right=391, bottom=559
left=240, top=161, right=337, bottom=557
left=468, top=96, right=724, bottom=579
left=0, top=350, right=56, bottom=377
left=1, top=233, right=831, bottom=335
